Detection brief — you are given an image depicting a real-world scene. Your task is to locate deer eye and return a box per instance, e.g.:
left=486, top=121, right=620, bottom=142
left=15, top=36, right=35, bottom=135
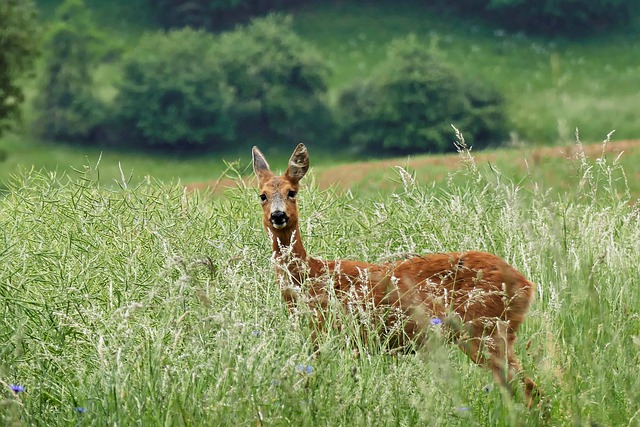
left=259, top=194, right=267, bottom=202
left=287, top=190, right=297, bottom=199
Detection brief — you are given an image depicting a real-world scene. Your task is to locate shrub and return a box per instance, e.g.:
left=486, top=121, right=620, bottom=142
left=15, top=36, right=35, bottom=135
left=337, top=35, right=509, bottom=155
left=440, top=0, right=636, bottom=34
left=0, top=0, right=39, bottom=137
left=111, top=28, right=236, bottom=149
left=216, top=15, right=335, bottom=148
left=152, top=0, right=302, bottom=30
left=33, top=0, right=106, bottom=143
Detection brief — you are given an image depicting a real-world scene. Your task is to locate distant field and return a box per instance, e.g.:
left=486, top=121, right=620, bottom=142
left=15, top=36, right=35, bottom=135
left=187, top=137, right=640, bottom=202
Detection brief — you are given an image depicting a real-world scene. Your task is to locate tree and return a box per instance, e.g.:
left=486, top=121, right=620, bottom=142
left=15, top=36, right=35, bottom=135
left=216, top=15, right=335, bottom=148
left=338, top=35, right=508, bottom=155
left=34, top=0, right=107, bottom=143
left=0, top=0, right=39, bottom=137
left=111, top=29, right=236, bottom=149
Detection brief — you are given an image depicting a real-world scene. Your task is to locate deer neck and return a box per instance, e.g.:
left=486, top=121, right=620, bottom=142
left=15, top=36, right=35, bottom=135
left=269, top=222, right=308, bottom=262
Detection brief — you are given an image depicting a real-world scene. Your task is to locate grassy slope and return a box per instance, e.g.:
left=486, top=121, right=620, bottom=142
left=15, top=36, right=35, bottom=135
left=1, top=148, right=638, bottom=426
left=292, top=1, right=640, bottom=144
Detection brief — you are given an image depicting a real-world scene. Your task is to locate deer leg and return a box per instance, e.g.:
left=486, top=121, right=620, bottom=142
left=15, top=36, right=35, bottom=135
left=456, top=319, right=541, bottom=407
left=491, top=326, right=542, bottom=408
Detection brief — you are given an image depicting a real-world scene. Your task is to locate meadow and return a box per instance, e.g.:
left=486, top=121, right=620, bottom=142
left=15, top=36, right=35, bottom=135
left=1, top=139, right=639, bottom=426
left=2, top=2, right=639, bottom=425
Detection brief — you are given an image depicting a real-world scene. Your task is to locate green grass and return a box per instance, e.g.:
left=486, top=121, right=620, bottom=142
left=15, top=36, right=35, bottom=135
left=0, top=134, right=243, bottom=192
left=1, top=144, right=639, bottom=425
left=313, top=136, right=640, bottom=199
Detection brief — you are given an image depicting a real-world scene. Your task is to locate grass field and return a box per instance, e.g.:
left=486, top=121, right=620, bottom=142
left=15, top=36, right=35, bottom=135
left=1, top=141, right=639, bottom=426
left=2, top=4, right=639, bottom=424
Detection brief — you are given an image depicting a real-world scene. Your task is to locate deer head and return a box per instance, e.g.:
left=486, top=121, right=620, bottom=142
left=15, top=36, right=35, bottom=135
left=252, top=143, right=310, bottom=232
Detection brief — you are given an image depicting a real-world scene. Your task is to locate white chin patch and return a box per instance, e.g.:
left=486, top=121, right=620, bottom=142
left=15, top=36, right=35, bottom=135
left=272, top=222, right=287, bottom=229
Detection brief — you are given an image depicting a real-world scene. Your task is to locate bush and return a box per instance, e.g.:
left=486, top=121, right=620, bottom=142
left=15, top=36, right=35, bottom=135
left=0, top=0, right=39, bottom=137
left=337, top=35, right=508, bottom=155
left=152, top=0, right=302, bottom=30
left=33, top=0, right=106, bottom=143
left=107, top=15, right=333, bottom=150
left=440, top=0, right=636, bottom=34
left=111, top=28, right=236, bottom=149
left=216, top=15, right=335, bottom=148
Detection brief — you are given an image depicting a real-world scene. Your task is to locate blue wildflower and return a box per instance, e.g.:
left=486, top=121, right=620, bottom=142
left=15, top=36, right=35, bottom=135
left=9, top=384, right=24, bottom=394
left=430, top=318, right=443, bottom=326
left=251, top=330, right=261, bottom=337
left=74, top=407, right=87, bottom=414
left=297, top=364, right=313, bottom=375
left=457, top=406, right=469, bottom=411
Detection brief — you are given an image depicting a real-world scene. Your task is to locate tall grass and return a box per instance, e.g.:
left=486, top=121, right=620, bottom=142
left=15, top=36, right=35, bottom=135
left=1, top=140, right=639, bottom=425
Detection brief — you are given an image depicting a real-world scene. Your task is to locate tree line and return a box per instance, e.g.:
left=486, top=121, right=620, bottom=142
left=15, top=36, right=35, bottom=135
left=1, top=0, right=636, bottom=155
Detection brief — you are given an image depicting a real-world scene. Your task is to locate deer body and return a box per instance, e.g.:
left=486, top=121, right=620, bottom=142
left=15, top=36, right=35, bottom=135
left=253, top=143, right=540, bottom=407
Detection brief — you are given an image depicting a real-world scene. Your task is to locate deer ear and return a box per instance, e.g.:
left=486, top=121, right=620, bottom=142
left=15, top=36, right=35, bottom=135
left=252, top=146, right=273, bottom=185
left=285, top=143, right=309, bottom=184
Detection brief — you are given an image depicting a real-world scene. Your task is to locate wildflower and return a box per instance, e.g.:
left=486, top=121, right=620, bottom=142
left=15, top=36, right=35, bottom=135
left=297, top=364, right=313, bottom=375
left=430, top=318, right=443, bottom=326
left=9, top=384, right=24, bottom=394
left=251, top=330, right=261, bottom=337
left=74, top=407, right=87, bottom=414
left=456, top=406, right=469, bottom=412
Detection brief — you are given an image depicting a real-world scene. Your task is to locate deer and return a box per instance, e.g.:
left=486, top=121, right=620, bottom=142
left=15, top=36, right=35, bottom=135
left=252, top=143, right=541, bottom=408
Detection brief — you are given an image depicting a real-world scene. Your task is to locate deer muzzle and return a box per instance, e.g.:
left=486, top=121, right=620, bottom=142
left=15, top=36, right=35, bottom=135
left=270, top=210, right=289, bottom=229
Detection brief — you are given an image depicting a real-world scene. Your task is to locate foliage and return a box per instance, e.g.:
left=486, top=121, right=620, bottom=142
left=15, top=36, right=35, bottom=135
left=151, top=0, right=302, bottom=30
left=107, top=15, right=332, bottom=150
left=442, top=0, right=636, bottom=33
left=216, top=14, right=335, bottom=148
left=33, top=0, right=109, bottom=143
left=1, top=141, right=639, bottom=425
left=0, top=0, right=40, bottom=137
left=111, top=28, right=236, bottom=149
left=337, top=35, right=508, bottom=155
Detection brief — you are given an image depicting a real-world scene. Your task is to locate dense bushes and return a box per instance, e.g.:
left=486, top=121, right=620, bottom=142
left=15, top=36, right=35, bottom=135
left=442, top=0, right=636, bottom=33
left=0, top=0, right=39, bottom=137
left=34, top=0, right=106, bottom=143
left=215, top=15, right=334, bottom=147
left=338, top=36, right=508, bottom=154
left=112, top=29, right=235, bottom=149
left=152, top=0, right=302, bottom=30
left=108, top=15, right=333, bottom=150
left=32, top=11, right=512, bottom=154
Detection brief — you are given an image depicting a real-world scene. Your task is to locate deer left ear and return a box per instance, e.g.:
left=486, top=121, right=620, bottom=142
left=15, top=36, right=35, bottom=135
left=252, top=146, right=274, bottom=185
left=285, top=143, right=309, bottom=184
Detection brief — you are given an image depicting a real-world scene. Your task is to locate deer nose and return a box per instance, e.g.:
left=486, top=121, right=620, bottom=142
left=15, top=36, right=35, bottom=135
left=270, top=211, right=289, bottom=228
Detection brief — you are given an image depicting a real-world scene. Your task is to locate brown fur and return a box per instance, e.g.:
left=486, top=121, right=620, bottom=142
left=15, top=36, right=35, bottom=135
left=252, top=143, right=541, bottom=407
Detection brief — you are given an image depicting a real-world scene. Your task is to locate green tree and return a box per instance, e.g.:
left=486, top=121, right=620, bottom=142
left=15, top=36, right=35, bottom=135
left=217, top=15, right=335, bottom=148
left=152, top=0, right=301, bottom=30
left=0, top=0, right=39, bottom=137
left=111, top=28, right=236, bottom=149
left=34, top=0, right=106, bottom=143
left=338, top=35, right=508, bottom=155
left=442, top=0, right=636, bottom=33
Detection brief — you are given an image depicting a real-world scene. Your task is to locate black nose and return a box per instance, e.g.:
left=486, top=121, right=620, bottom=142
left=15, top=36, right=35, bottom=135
left=270, top=211, right=288, bottom=226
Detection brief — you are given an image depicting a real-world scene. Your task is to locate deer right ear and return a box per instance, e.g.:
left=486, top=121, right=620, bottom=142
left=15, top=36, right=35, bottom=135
left=285, top=143, right=309, bottom=184
left=252, top=146, right=273, bottom=185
